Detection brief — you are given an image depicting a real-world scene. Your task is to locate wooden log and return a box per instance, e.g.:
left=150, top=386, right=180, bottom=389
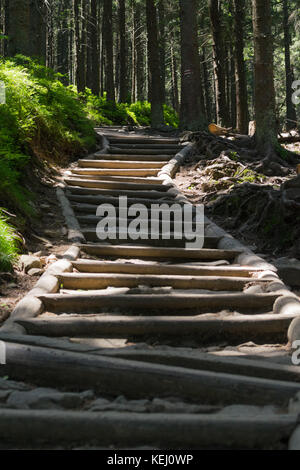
left=19, top=313, right=296, bottom=345
left=72, top=260, right=262, bottom=277
left=106, top=136, right=180, bottom=145
left=71, top=173, right=166, bottom=184
left=57, top=273, right=260, bottom=291
left=77, top=159, right=166, bottom=169
left=65, top=185, right=174, bottom=200
left=0, top=410, right=296, bottom=449
left=2, top=342, right=300, bottom=407
left=80, top=244, right=241, bottom=260
left=110, top=147, right=178, bottom=155
left=109, top=143, right=183, bottom=150
left=69, top=168, right=160, bottom=177
left=67, top=194, right=181, bottom=208
left=91, top=153, right=172, bottom=161
left=80, top=230, right=217, bottom=248
left=38, top=292, right=280, bottom=314
left=64, top=178, right=169, bottom=192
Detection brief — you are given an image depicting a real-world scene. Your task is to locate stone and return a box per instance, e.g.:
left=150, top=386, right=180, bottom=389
left=27, top=268, right=44, bottom=277
left=6, top=388, right=94, bottom=410
left=274, top=257, right=300, bottom=287
left=288, top=392, right=300, bottom=414
left=20, top=255, right=42, bottom=274
left=289, top=426, right=300, bottom=450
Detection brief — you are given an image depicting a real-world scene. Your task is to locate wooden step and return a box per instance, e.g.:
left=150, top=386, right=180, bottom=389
left=70, top=173, right=166, bottom=185
left=107, top=137, right=180, bottom=145
left=80, top=244, right=240, bottom=260
left=108, top=143, right=182, bottom=150
left=72, top=260, right=262, bottom=277
left=65, top=185, right=173, bottom=200
left=67, top=193, right=181, bottom=208
left=57, top=273, right=265, bottom=291
left=0, top=409, right=296, bottom=449
left=110, top=148, right=177, bottom=155
left=38, top=292, right=279, bottom=314
left=18, top=312, right=295, bottom=345
left=64, top=178, right=169, bottom=192
left=70, top=168, right=160, bottom=177
left=92, top=153, right=172, bottom=161
left=4, top=342, right=299, bottom=408
left=78, top=160, right=166, bottom=169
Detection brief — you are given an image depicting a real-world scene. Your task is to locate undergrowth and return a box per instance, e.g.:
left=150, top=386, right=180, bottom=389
left=0, top=210, right=19, bottom=271
left=0, top=55, right=179, bottom=271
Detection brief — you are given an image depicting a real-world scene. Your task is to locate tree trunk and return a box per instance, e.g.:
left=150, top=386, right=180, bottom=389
left=252, top=0, right=277, bottom=151
left=209, top=0, right=230, bottom=127
left=135, top=2, right=145, bottom=102
left=57, top=0, right=70, bottom=81
left=171, top=43, right=179, bottom=113
left=179, top=0, right=207, bottom=131
left=90, top=0, right=100, bottom=95
left=7, top=0, right=31, bottom=56
left=119, top=0, right=127, bottom=102
left=74, top=0, right=85, bottom=92
left=103, top=0, right=115, bottom=102
left=233, top=0, right=249, bottom=134
left=158, top=0, right=166, bottom=103
left=283, top=0, right=297, bottom=130
left=146, top=0, right=165, bottom=128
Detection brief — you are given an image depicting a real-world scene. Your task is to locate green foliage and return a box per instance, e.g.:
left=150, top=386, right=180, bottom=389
left=84, top=91, right=179, bottom=128
left=0, top=210, right=19, bottom=272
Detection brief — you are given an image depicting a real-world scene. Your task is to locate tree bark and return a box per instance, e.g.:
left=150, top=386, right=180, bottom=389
left=90, top=0, right=100, bottom=95
left=209, top=0, right=230, bottom=127
left=179, top=0, right=207, bottom=131
left=119, top=0, right=127, bottom=102
left=158, top=0, right=166, bottom=103
left=283, top=0, right=297, bottom=130
left=252, top=0, right=277, bottom=151
left=146, top=0, right=165, bottom=128
left=135, top=1, right=145, bottom=102
left=103, top=0, right=115, bottom=101
left=233, top=0, right=249, bottom=134
left=74, top=0, right=86, bottom=92
left=7, top=0, right=31, bottom=56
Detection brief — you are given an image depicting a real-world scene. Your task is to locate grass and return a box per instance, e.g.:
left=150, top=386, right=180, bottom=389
left=0, top=210, right=19, bottom=272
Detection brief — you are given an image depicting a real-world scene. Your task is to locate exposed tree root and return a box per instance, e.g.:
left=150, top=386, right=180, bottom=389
left=183, top=131, right=300, bottom=177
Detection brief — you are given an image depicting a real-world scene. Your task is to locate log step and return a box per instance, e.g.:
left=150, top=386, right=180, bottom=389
left=70, top=168, right=160, bottom=177
left=18, top=313, right=296, bottom=345
left=80, top=244, right=241, bottom=260
left=0, top=410, right=295, bottom=449
left=71, top=260, right=262, bottom=277
left=92, top=153, right=172, bottom=161
left=80, top=231, right=214, bottom=248
left=77, top=159, right=166, bottom=169
left=57, top=273, right=262, bottom=291
left=106, top=136, right=180, bottom=145
left=109, top=143, right=183, bottom=150
left=38, top=292, right=280, bottom=314
left=67, top=194, right=182, bottom=208
left=65, top=185, right=174, bottom=200
left=110, top=148, right=178, bottom=155
left=3, top=342, right=300, bottom=407
left=64, top=178, right=169, bottom=192
left=70, top=173, right=166, bottom=184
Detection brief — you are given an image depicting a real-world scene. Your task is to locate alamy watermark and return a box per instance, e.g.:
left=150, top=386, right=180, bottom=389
left=292, top=80, right=300, bottom=105
left=96, top=197, right=205, bottom=249
left=0, top=341, right=6, bottom=365
left=0, top=81, right=6, bottom=104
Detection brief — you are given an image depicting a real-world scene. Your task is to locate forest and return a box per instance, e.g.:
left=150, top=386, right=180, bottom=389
left=0, top=0, right=299, bottom=268
left=1, top=0, right=300, bottom=453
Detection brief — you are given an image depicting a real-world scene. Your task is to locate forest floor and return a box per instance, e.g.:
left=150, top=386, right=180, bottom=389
left=175, top=140, right=300, bottom=265
left=0, top=165, right=69, bottom=324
